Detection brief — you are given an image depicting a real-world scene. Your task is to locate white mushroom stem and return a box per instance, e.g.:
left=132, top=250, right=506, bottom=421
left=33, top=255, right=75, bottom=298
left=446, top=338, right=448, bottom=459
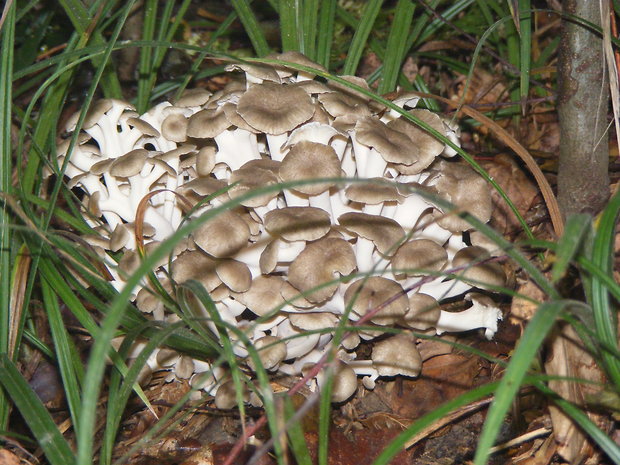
left=445, top=232, right=467, bottom=261
left=214, top=128, right=261, bottom=172
left=340, top=145, right=357, bottom=178
left=347, top=359, right=379, bottom=389
left=435, top=299, right=502, bottom=339
left=308, top=190, right=334, bottom=217
left=353, top=236, right=377, bottom=273
left=266, top=133, right=289, bottom=161
left=418, top=276, right=471, bottom=300
left=277, top=319, right=321, bottom=359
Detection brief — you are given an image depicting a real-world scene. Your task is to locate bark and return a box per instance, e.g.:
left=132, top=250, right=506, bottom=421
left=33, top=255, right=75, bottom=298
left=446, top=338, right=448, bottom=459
left=557, top=0, right=610, bottom=218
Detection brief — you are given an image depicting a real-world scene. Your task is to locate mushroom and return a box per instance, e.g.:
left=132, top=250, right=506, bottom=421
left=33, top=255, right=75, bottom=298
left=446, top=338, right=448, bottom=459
left=60, top=55, right=504, bottom=405
left=371, top=333, right=422, bottom=378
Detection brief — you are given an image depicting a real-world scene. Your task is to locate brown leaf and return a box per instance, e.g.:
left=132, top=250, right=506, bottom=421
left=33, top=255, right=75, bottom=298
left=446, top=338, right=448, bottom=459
left=544, top=324, right=611, bottom=464
left=480, top=153, right=539, bottom=234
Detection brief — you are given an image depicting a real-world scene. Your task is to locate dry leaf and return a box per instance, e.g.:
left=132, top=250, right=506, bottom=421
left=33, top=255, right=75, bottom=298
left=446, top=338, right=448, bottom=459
left=544, top=324, right=611, bottom=464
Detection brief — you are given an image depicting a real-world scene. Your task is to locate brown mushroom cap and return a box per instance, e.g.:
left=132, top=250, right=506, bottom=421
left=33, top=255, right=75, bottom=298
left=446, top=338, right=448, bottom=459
left=225, top=62, right=281, bottom=83
left=344, top=277, right=408, bottom=325
left=387, top=109, right=446, bottom=172
left=329, top=361, right=358, bottom=403
left=236, top=82, right=314, bottom=134
left=279, top=141, right=342, bottom=195
left=264, top=206, right=331, bottom=242
left=344, top=179, right=403, bottom=205
left=430, top=160, right=493, bottom=232
left=288, top=312, right=337, bottom=331
left=127, top=117, right=161, bottom=138
left=372, top=334, right=422, bottom=377
left=402, top=293, right=441, bottom=330
left=192, top=210, right=250, bottom=258
left=171, top=250, right=220, bottom=291
left=354, top=116, right=417, bottom=165
left=186, top=108, right=231, bottom=139
left=215, top=259, right=252, bottom=293
left=338, top=212, right=405, bottom=256
left=161, top=113, right=188, bottom=142
left=233, top=275, right=286, bottom=316
left=288, top=237, right=356, bottom=303
left=451, top=246, right=506, bottom=289
left=228, top=159, right=281, bottom=207
left=175, top=88, right=212, bottom=107
left=249, top=336, right=287, bottom=371
left=391, top=239, right=448, bottom=278
left=109, top=149, right=149, bottom=177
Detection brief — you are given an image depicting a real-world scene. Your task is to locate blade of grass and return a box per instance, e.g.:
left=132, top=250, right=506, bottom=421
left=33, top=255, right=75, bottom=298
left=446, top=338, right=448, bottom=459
left=473, top=300, right=568, bottom=465
left=0, top=0, right=15, bottom=431
left=283, top=395, right=313, bottom=465
left=57, top=0, right=122, bottom=98
left=279, top=0, right=300, bottom=52
left=136, top=0, right=157, bottom=113
left=377, top=0, right=414, bottom=95
left=518, top=0, right=532, bottom=114
left=302, top=0, right=319, bottom=59
left=0, top=354, right=76, bottom=465
left=230, top=0, right=270, bottom=56
left=551, top=214, right=591, bottom=284
left=342, top=0, right=383, bottom=75
left=315, top=0, right=336, bottom=67
left=371, top=382, right=498, bottom=465
left=41, top=278, right=84, bottom=436
left=534, top=380, right=620, bottom=464
left=586, top=188, right=620, bottom=389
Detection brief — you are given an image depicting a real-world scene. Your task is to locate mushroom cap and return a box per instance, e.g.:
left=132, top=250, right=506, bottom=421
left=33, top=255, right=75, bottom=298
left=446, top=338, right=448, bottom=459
left=338, top=212, right=405, bottom=256
left=354, top=116, right=417, bottom=165
left=387, top=109, right=446, bottom=172
left=344, top=277, right=408, bottom=325
left=228, top=159, right=281, bottom=207
left=318, top=92, right=371, bottom=119
left=344, top=179, right=403, bottom=205
left=186, top=108, right=231, bottom=139
left=288, top=312, right=337, bottom=331
left=279, top=141, right=342, bottom=195
left=288, top=237, right=356, bottom=303
left=372, top=334, right=422, bottom=378
left=264, top=206, right=331, bottom=242
left=109, top=149, right=149, bottom=177
left=391, top=239, right=448, bottom=278
left=225, top=62, right=281, bottom=83
left=233, top=275, right=286, bottom=316
left=215, top=380, right=248, bottom=409
left=175, top=88, right=212, bottom=107
left=250, top=336, right=287, bottom=371
left=430, top=160, right=493, bottom=231
left=161, top=113, right=188, bottom=142
left=196, top=146, right=216, bottom=176
left=127, top=117, right=161, bottom=138
left=451, top=246, right=506, bottom=289
left=192, top=210, right=250, bottom=258
left=215, top=259, right=252, bottom=292
left=171, top=250, right=220, bottom=291
left=236, top=82, right=315, bottom=134
left=329, top=361, right=358, bottom=403
left=403, top=293, right=441, bottom=330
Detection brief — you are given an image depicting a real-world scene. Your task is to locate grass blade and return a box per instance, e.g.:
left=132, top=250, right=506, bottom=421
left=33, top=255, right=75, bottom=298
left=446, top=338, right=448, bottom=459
left=0, top=0, right=15, bottom=430
left=518, top=0, right=532, bottom=114
left=41, top=279, right=84, bottom=436
left=551, top=214, right=591, bottom=284
left=316, top=0, right=337, bottom=67
left=473, top=300, right=566, bottom=465
left=587, top=188, right=620, bottom=389
left=342, top=0, right=382, bottom=75
left=377, top=0, right=414, bottom=94
left=279, top=0, right=300, bottom=52
left=230, top=0, right=270, bottom=56
left=0, top=354, right=76, bottom=465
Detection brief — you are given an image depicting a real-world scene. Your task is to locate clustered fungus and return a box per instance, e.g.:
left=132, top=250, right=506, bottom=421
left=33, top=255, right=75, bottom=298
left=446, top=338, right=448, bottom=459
left=56, top=52, right=506, bottom=403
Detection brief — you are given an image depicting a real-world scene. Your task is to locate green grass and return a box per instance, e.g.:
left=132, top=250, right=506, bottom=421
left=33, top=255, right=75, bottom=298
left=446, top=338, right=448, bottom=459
left=1, top=1, right=619, bottom=465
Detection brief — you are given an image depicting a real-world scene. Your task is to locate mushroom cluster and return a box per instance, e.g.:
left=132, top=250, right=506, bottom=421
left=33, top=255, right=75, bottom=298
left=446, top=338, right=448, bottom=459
left=56, top=53, right=505, bottom=402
